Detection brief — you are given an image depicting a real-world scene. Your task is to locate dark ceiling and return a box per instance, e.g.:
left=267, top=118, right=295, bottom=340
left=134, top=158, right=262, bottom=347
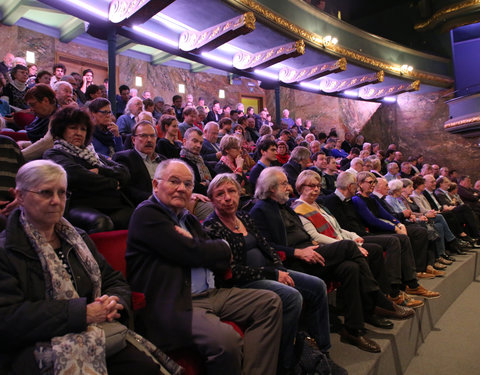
left=313, top=0, right=452, bottom=58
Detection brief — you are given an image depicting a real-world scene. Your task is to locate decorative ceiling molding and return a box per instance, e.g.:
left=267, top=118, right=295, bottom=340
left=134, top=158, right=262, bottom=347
left=178, top=12, right=255, bottom=53
left=279, top=57, right=346, bottom=83
left=414, top=0, right=480, bottom=31
left=444, top=113, right=480, bottom=130
left=109, top=0, right=173, bottom=26
left=233, top=40, right=305, bottom=70
left=320, top=71, right=384, bottom=93
left=227, top=0, right=453, bottom=87
left=359, top=80, right=420, bottom=100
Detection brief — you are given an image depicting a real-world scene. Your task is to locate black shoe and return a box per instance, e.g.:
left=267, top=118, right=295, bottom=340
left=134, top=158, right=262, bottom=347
left=442, top=254, right=456, bottom=262
left=365, top=315, right=394, bottom=329
left=340, top=328, right=381, bottom=353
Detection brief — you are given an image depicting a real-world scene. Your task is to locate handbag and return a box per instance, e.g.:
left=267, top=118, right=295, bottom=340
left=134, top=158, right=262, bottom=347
left=98, top=321, right=128, bottom=357
left=294, top=332, right=331, bottom=375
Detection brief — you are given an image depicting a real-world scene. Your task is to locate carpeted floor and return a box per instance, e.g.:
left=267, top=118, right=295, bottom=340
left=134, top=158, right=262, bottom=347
left=404, top=279, right=480, bottom=375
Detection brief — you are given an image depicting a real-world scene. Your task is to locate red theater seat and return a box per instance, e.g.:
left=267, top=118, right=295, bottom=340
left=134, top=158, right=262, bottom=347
left=0, top=130, right=29, bottom=142
left=89, top=230, right=243, bottom=375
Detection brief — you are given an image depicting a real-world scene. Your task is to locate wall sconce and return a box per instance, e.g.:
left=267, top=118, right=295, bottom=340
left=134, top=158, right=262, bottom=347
left=178, top=84, right=185, bottom=93
left=322, top=35, right=338, bottom=48
left=26, top=51, right=35, bottom=64
left=219, top=89, right=225, bottom=99
left=135, top=76, right=143, bottom=87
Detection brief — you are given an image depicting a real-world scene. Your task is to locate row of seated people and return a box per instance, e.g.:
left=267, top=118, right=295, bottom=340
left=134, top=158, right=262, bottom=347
left=2, top=106, right=480, bottom=373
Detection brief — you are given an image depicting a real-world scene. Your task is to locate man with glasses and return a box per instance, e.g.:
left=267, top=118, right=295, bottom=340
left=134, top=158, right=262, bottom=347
left=126, top=159, right=283, bottom=375
left=113, top=121, right=165, bottom=205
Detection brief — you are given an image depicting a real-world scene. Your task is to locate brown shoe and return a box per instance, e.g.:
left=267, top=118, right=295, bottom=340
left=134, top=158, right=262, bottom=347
left=436, top=257, right=453, bottom=265
left=426, top=265, right=445, bottom=277
left=388, top=292, right=424, bottom=308
left=433, top=262, right=447, bottom=270
left=375, top=303, right=415, bottom=319
left=340, top=328, right=381, bottom=353
left=405, top=285, right=440, bottom=299
left=416, top=272, right=435, bottom=279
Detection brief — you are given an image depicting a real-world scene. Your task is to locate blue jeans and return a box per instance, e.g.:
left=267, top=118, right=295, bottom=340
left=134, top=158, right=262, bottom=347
left=242, top=269, right=329, bottom=368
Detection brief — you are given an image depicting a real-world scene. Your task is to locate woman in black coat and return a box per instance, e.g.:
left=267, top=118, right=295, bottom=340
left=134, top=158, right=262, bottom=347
left=44, top=107, right=133, bottom=233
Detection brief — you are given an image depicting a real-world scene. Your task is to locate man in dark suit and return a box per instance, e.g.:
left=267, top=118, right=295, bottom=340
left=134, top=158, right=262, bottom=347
left=282, top=146, right=311, bottom=196
left=205, top=100, right=221, bottom=123
left=200, top=121, right=221, bottom=164
left=126, top=159, right=282, bottom=375
left=113, top=121, right=165, bottom=205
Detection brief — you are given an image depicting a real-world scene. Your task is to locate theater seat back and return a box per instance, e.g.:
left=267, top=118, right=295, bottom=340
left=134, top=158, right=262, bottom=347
left=89, top=230, right=128, bottom=276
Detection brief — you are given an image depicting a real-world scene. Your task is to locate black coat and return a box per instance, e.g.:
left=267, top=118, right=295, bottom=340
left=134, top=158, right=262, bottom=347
left=126, top=197, right=231, bottom=351
left=322, top=193, right=370, bottom=236
left=0, top=209, right=131, bottom=372
left=44, top=147, right=131, bottom=210
left=113, top=149, right=166, bottom=205
left=282, top=160, right=303, bottom=195
left=249, top=198, right=299, bottom=258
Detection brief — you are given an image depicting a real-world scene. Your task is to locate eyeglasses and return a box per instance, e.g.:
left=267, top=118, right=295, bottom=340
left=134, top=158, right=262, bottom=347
left=157, top=177, right=194, bottom=190
left=363, top=180, right=377, bottom=185
left=303, top=183, right=321, bottom=189
left=135, top=133, right=157, bottom=139
left=278, top=181, right=289, bottom=187
left=97, top=110, right=112, bottom=115
left=24, top=189, right=71, bottom=200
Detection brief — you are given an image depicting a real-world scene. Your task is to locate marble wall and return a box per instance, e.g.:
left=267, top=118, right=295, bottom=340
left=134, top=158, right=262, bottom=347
left=3, top=24, right=480, bottom=179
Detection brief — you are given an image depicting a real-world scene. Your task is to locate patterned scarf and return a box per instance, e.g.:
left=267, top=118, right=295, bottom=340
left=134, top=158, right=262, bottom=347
left=220, top=155, right=237, bottom=172
left=19, top=209, right=107, bottom=375
left=180, top=148, right=212, bottom=182
left=291, top=201, right=337, bottom=239
left=54, top=138, right=104, bottom=167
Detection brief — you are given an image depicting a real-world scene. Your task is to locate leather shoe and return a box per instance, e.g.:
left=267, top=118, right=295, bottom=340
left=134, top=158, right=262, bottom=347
left=442, top=254, right=456, bottom=262
left=365, top=314, right=394, bottom=329
left=375, top=303, right=415, bottom=319
left=340, top=328, right=381, bottom=353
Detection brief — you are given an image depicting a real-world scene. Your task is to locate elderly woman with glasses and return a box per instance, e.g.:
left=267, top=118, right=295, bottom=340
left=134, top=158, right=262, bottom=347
left=44, top=107, right=133, bottom=234
left=0, top=160, right=180, bottom=375
left=202, top=173, right=345, bottom=374
left=88, top=98, right=123, bottom=158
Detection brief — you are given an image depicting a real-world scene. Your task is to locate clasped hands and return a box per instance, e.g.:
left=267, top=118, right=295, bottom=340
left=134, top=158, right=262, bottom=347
left=86, top=295, right=124, bottom=324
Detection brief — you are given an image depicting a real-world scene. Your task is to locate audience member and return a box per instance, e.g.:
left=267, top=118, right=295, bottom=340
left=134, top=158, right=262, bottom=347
left=44, top=107, right=133, bottom=233
left=126, top=159, right=283, bottom=375
left=89, top=98, right=123, bottom=157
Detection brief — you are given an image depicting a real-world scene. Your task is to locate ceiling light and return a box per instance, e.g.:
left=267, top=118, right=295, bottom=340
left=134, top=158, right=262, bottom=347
left=322, top=35, right=338, bottom=48
left=64, top=0, right=108, bottom=18
left=253, top=69, right=278, bottom=80
left=299, top=82, right=320, bottom=90
left=383, top=96, right=397, bottom=103
left=344, top=90, right=358, bottom=97
left=132, top=25, right=178, bottom=48
left=400, top=64, right=413, bottom=74
left=201, top=52, right=232, bottom=67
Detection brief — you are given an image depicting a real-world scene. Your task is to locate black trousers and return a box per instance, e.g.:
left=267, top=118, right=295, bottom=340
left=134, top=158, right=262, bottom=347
left=284, top=240, right=379, bottom=331
left=107, top=342, right=160, bottom=375
left=363, top=233, right=417, bottom=292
